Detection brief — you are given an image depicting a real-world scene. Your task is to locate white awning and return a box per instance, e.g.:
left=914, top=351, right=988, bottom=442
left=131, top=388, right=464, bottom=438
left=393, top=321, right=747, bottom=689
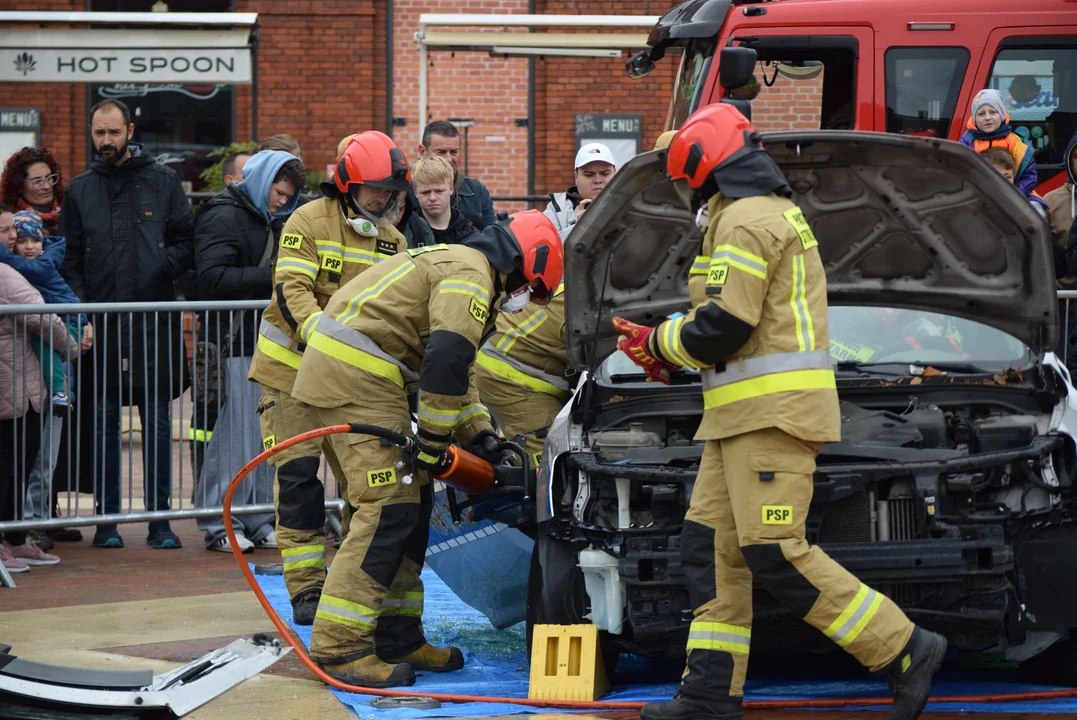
left=0, top=28, right=252, bottom=49
left=0, top=12, right=257, bottom=27
left=0, top=12, right=257, bottom=84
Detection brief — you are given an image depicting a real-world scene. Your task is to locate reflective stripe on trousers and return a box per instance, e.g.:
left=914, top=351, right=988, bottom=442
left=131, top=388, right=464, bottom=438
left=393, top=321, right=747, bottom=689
left=281, top=543, right=326, bottom=571
left=686, top=621, right=751, bottom=654
left=316, top=594, right=379, bottom=631
left=381, top=590, right=424, bottom=617
left=476, top=343, right=571, bottom=400
left=823, top=583, right=884, bottom=648
left=701, top=350, right=834, bottom=409
left=305, top=315, right=419, bottom=392
left=258, top=318, right=304, bottom=369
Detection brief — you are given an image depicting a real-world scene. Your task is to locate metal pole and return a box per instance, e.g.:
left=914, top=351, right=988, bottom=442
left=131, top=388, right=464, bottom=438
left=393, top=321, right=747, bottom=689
left=386, top=0, right=395, bottom=137
left=250, top=23, right=260, bottom=142
left=527, top=0, right=536, bottom=199
left=418, top=22, right=428, bottom=148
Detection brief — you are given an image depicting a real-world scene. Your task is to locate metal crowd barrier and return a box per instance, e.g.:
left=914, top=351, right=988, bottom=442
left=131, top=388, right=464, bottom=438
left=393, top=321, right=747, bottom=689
left=0, top=300, right=343, bottom=536
left=4, top=293, right=1077, bottom=538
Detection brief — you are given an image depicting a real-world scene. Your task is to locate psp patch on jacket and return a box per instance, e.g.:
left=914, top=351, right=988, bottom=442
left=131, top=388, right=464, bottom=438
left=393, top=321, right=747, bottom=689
left=281, top=233, right=303, bottom=250
left=367, top=467, right=398, bottom=488
left=469, top=297, right=490, bottom=324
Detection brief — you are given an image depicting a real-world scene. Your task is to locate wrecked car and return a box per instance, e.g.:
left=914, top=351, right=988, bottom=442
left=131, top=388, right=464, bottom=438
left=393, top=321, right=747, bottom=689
left=528, top=132, right=1077, bottom=682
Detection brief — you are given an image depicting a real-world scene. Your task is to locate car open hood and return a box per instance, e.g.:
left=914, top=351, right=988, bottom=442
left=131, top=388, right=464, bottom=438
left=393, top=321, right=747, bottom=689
left=565, top=131, right=1058, bottom=370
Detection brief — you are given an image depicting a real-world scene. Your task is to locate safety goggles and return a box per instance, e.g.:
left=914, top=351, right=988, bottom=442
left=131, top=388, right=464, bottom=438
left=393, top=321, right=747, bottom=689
left=25, top=174, right=59, bottom=190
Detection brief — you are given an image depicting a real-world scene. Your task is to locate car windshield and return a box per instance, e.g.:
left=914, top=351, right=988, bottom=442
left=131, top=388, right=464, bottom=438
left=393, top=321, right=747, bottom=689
left=601, top=306, right=1032, bottom=381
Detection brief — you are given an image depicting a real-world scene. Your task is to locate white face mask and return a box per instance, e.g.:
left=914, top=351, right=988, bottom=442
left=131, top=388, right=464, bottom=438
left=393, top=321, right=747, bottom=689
left=695, top=206, right=710, bottom=231
left=499, top=287, right=532, bottom=313
left=342, top=208, right=379, bottom=238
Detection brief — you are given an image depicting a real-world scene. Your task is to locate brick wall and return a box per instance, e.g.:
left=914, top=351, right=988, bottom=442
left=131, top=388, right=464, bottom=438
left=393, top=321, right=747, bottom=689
left=235, top=0, right=385, bottom=181
left=391, top=0, right=531, bottom=206
left=0, top=0, right=87, bottom=176
left=749, top=68, right=824, bottom=133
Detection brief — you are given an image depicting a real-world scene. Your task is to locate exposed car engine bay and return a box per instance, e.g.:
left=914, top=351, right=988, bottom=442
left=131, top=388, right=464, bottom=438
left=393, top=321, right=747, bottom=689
left=542, top=382, right=1077, bottom=664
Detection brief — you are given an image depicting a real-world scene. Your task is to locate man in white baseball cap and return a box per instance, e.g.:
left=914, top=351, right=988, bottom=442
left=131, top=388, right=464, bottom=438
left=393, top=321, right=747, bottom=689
left=543, top=142, right=617, bottom=239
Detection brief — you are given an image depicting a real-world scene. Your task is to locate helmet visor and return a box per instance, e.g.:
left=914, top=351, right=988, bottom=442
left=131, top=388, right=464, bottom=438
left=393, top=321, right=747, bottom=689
left=350, top=184, right=404, bottom=222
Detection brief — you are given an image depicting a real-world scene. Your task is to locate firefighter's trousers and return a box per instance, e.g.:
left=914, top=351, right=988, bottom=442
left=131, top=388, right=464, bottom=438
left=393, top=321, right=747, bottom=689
left=475, top=365, right=564, bottom=468
left=679, top=427, right=914, bottom=699
left=307, top=374, right=432, bottom=664
left=257, top=385, right=346, bottom=600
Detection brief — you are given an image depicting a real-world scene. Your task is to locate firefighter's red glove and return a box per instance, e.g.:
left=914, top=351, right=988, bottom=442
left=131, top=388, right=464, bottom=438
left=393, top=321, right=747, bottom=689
left=612, top=316, right=677, bottom=385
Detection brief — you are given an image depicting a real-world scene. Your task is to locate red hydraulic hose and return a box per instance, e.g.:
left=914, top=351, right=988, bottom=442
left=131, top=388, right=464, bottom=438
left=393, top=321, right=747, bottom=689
left=223, top=424, right=1077, bottom=711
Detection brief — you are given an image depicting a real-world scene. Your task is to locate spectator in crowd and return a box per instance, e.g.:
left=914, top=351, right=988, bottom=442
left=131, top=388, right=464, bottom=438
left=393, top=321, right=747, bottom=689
left=222, top=151, right=251, bottom=185
left=60, top=98, right=195, bottom=550
left=395, top=191, right=434, bottom=249
left=416, top=121, right=495, bottom=229
left=262, top=134, right=302, bottom=160
left=0, top=146, right=66, bottom=235
left=0, top=203, right=86, bottom=574
left=543, top=142, right=617, bottom=239
left=1045, top=136, right=1077, bottom=249
left=411, top=156, right=476, bottom=245
left=959, top=90, right=1044, bottom=209
left=193, top=150, right=305, bottom=553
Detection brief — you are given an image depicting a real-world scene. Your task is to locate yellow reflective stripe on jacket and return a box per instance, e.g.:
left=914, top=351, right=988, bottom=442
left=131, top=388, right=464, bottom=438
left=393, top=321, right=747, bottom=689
left=275, top=257, right=319, bottom=280
left=823, top=584, right=883, bottom=648
left=789, top=254, right=815, bottom=351
left=337, top=262, right=416, bottom=325
left=477, top=347, right=571, bottom=400
left=438, top=279, right=491, bottom=304
left=188, top=428, right=212, bottom=442
left=306, top=329, right=407, bottom=390
left=689, top=255, right=711, bottom=277
left=458, top=403, right=491, bottom=424
left=418, top=402, right=460, bottom=429
left=258, top=319, right=304, bottom=369
left=712, top=244, right=768, bottom=280
left=299, top=311, right=323, bottom=343
left=495, top=306, right=549, bottom=354
left=381, top=590, right=424, bottom=617
left=316, top=594, right=379, bottom=630
left=701, top=350, right=834, bottom=410
left=343, top=247, right=380, bottom=265
left=686, top=621, right=751, bottom=654
left=281, top=544, right=326, bottom=570
left=656, top=315, right=698, bottom=369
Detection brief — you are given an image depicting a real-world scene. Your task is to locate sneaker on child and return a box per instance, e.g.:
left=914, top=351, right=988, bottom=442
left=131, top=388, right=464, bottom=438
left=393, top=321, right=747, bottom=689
left=6, top=539, right=59, bottom=565
left=0, top=542, right=30, bottom=573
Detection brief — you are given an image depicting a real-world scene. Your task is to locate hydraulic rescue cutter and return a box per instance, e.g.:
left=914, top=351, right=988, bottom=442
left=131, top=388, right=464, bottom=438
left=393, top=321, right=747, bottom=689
left=0, top=635, right=288, bottom=719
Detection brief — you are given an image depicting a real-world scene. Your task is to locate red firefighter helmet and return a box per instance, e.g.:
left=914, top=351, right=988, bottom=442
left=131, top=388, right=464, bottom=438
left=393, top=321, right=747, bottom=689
left=501, top=210, right=564, bottom=305
left=334, top=131, right=411, bottom=221
left=666, top=103, right=760, bottom=195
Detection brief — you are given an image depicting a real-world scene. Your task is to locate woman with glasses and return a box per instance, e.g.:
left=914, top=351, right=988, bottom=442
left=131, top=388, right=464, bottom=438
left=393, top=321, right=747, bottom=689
left=1, top=147, right=65, bottom=235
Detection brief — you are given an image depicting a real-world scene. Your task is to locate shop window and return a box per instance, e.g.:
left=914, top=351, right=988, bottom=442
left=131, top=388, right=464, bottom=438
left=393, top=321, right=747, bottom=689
left=732, top=36, right=858, bottom=133
left=885, top=47, right=970, bottom=139
left=986, top=39, right=1077, bottom=180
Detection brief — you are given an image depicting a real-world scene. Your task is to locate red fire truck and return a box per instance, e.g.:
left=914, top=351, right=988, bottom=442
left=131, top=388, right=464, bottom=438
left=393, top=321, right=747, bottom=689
left=630, top=0, right=1077, bottom=192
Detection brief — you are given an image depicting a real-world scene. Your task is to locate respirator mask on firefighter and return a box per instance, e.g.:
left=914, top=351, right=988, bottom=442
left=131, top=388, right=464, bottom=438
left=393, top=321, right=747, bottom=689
left=500, top=286, right=532, bottom=313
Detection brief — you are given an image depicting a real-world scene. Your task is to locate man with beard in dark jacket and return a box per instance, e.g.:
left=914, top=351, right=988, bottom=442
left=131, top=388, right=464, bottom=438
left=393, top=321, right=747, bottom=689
left=192, top=150, right=305, bottom=553
left=59, top=99, right=195, bottom=550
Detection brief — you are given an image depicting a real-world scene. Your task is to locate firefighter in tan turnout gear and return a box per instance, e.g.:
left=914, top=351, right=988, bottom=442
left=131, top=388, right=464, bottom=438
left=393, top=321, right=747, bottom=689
left=613, top=104, right=946, bottom=720
left=475, top=282, right=569, bottom=467
left=248, top=131, right=408, bottom=626
left=288, top=210, right=564, bottom=688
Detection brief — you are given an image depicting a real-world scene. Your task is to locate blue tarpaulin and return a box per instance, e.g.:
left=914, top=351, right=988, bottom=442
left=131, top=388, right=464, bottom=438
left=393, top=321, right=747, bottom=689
left=254, top=567, right=1077, bottom=718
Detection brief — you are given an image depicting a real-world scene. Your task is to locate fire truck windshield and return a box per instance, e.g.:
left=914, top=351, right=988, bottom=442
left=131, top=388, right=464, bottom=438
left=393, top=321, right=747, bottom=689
left=668, top=38, right=717, bottom=130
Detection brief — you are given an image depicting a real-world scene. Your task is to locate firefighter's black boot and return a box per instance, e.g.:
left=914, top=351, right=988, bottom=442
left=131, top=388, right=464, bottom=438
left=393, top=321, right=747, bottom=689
left=883, top=626, right=947, bottom=720
left=640, top=694, right=742, bottom=720
left=291, top=588, right=321, bottom=626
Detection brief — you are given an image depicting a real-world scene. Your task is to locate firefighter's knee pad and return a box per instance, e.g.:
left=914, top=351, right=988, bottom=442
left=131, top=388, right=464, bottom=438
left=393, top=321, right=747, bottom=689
left=680, top=519, right=718, bottom=606
left=277, top=456, right=325, bottom=530
left=740, top=540, right=819, bottom=619
left=362, top=502, right=421, bottom=588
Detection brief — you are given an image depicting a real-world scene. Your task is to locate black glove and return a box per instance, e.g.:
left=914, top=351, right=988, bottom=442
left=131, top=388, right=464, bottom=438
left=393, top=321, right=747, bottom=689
left=410, top=438, right=453, bottom=474
left=467, top=430, right=502, bottom=463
